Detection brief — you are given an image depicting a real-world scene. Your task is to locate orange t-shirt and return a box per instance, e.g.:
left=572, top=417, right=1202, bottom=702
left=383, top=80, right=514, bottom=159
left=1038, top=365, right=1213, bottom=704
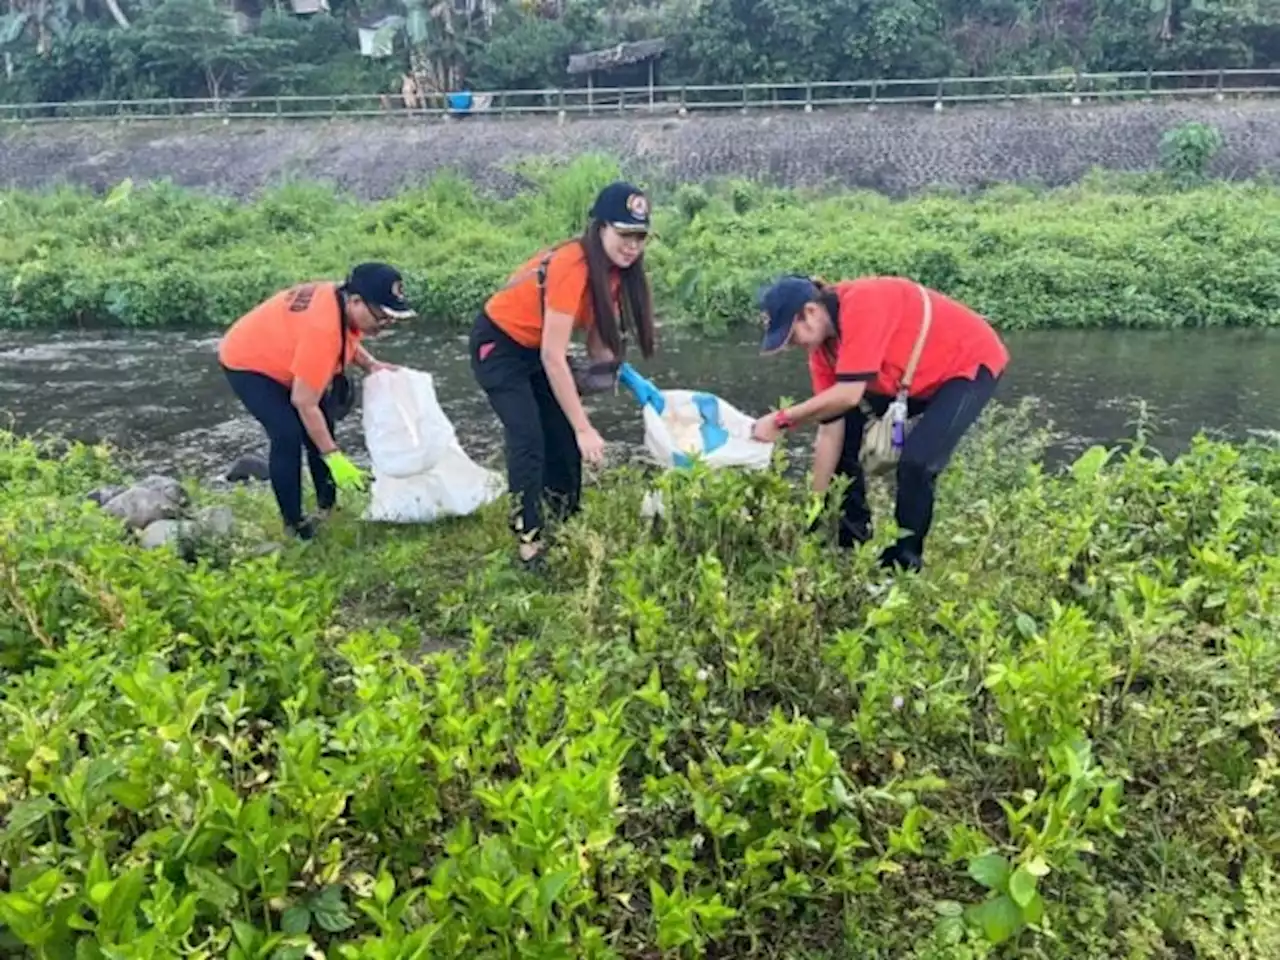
left=808, top=277, right=1009, bottom=400
left=218, top=282, right=363, bottom=394
left=484, top=241, right=621, bottom=349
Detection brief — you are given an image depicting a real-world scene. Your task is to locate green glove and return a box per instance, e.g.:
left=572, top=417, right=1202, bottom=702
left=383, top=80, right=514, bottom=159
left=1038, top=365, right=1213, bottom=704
left=324, top=450, right=367, bottom=492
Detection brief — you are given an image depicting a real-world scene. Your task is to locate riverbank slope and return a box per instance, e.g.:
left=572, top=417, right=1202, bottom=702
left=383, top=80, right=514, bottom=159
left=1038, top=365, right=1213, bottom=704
left=3, top=99, right=1280, bottom=199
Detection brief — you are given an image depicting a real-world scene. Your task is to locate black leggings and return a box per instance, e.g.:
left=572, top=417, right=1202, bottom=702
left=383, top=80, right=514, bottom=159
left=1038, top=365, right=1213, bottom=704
left=470, top=313, right=581, bottom=545
left=834, top=366, right=1001, bottom=560
left=223, top=368, right=336, bottom=530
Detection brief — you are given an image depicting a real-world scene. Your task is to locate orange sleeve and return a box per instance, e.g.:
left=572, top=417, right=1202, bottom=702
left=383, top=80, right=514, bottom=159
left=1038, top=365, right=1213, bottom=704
left=543, top=246, right=589, bottom=320
left=290, top=312, right=344, bottom=394
left=834, top=280, right=899, bottom=381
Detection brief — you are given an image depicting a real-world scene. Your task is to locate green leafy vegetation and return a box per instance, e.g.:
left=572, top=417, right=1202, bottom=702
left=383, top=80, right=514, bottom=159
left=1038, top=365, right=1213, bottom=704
left=2, top=156, right=1278, bottom=332
left=3, top=401, right=1280, bottom=957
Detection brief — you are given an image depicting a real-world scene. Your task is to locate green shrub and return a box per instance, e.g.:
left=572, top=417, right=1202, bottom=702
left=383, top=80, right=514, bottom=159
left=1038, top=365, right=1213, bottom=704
left=2, top=158, right=1279, bottom=331
left=3, top=411, right=1280, bottom=957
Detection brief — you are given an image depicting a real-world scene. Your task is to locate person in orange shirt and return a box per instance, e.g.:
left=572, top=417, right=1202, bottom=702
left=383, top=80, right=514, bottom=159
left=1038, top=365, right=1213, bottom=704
left=751, top=275, right=1009, bottom=573
left=471, top=181, right=657, bottom=569
left=218, top=262, right=416, bottom=540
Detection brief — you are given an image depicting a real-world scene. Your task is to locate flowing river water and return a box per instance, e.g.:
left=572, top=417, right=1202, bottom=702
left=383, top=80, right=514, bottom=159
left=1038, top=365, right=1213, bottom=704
left=2, top=326, right=1279, bottom=482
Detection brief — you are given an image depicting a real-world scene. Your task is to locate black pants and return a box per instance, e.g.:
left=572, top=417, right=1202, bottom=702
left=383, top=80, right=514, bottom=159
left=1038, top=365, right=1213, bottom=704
left=470, top=313, right=582, bottom=545
left=223, top=368, right=336, bottom=530
left=833, top=366, right=1000, bottom=562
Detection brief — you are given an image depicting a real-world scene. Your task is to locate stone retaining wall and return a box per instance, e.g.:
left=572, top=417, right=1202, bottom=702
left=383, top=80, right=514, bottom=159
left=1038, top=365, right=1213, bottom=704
left=1, top=99, right=1277, bottom=199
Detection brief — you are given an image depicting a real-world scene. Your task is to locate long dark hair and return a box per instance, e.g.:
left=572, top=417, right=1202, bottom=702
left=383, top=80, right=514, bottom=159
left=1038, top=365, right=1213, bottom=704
left=581, top=220, right=655, bottom=359
left=808, top=275, right=840, bottom=326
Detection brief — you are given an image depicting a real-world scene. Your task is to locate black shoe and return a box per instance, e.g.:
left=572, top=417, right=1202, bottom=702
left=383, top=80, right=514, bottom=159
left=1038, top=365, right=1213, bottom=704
left=520, top=553, right=547, bottom=575
left=287, top=519, right=318, bottom=541
left=878, top=542, right=923, bottom=573
left=837, top=518, right=873, bottom=549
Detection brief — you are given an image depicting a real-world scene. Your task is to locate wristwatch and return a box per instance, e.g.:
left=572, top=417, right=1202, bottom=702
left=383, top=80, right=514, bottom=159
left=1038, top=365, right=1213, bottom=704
left=773, top=409, right=795, bottom=431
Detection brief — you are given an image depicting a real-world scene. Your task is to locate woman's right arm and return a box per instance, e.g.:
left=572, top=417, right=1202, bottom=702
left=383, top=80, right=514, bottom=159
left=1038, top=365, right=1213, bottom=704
left=811, top=419, right=845, bottom=493
left=290, top=378, right=339, bottom=454
left=541, top=310, right=606, bottom=464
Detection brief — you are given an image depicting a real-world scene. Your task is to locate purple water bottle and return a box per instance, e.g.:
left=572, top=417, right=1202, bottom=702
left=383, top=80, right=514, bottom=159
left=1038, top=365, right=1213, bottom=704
left=890, top=395, right=907, bottom=449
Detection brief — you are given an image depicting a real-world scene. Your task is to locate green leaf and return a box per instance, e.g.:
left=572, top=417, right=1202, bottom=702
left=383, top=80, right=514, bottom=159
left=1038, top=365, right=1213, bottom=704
left=1070, top=445, right=1112, bottom=483
left=537, top=870, right=574, bottom=912
left=374, top=869, right=395, bottom=907
left=85, top=850, right=110, bottom=894
left=281, top=905, right=311, bottom=935
left=105, top=782, right=151, bottom=812
left=312, top=901, right=354, bottom=934
left=1009, top=866, right=1038, bottom=908
left=934, top=899, right=964, bottom=918
left=967, top=853, right=1011, bottom=892
left=965, top=894, right=1024, bottom=945
left=185, top=865, right=239, bottom=911
left=231, top=920, right=262, bottom=952
left=101, top=867, right=146, bottom=934
left=1024, top=857, right=1051, bottom=878
left=4, top=797, right=56, bottom=836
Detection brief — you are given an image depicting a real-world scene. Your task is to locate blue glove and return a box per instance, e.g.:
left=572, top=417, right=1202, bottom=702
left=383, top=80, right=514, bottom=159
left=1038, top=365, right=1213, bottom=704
left=618, top=363, right=665, bottom=414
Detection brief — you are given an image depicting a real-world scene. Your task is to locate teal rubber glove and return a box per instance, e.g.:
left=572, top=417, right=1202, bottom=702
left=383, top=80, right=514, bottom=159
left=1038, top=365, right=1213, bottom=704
left=324, top=450, right=367, bottom=492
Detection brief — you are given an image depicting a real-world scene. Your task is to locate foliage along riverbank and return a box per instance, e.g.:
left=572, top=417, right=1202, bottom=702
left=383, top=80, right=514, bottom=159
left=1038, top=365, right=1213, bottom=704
left=2, top=156, right=1279, bottom=334
left=3, top=405, right=1280, bottom=958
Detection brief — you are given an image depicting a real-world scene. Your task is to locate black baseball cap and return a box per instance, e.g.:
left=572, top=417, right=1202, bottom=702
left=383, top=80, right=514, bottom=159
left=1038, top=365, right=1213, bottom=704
left=590, top=181, right=651, bottom=234
left=758, top=275, right=817, bottom=354
left=346, top=262, right=416, bottom=319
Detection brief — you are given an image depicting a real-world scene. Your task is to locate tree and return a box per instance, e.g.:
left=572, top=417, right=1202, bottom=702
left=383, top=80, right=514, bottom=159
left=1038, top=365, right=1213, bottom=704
left=135, top=0, right=293, bottom=100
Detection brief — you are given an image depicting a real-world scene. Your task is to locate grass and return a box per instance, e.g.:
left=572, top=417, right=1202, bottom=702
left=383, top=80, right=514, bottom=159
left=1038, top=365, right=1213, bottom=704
left=3, top=400, right=1280, bottom=958
left=1, top=158, right=1279, bottom=332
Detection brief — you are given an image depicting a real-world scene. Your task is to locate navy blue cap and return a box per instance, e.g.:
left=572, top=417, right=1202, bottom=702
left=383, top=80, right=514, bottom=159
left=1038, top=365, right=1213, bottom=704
left=347, top=262, right=416, bottom=319
left=590, top=181, right=651, bottom=233
left=758, top=275, right=817, bottom=353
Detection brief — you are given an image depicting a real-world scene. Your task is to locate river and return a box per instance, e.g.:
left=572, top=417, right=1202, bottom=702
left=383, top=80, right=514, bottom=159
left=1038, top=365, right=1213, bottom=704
left=2, top=327, right=1279, bottom=482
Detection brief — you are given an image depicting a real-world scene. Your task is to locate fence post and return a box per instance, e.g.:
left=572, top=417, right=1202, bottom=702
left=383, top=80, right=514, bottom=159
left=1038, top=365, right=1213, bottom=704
left=934, top=77, right=944, bottom=111
left=1216, top=68, right=1225, bottom=101
left=869, top=79, right=878, bottom=111
left=805, top=82, right=813, bottom=112
left=618, top=87, right=625, bottom=115
left=680, top=84, right=687, bottom=115
left=741, top=82, right=748, bottom=113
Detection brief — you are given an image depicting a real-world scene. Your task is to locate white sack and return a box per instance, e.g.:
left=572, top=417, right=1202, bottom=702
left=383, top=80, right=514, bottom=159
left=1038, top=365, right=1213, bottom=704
left=361, top=368, right=455, bottom=478
left=361, top=368, right=505, bottom=524
left=641, top=389, right=774, bottom=471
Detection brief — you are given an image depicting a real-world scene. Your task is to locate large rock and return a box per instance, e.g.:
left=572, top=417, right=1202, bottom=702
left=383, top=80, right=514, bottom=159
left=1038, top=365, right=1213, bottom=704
left=137, top=475, right=189, bottom=506
left=85, top=485, right=126, bottom=506
left=138, top=519, right=190, bottom=550
left=225, top=455, right=269, bottom=483
left=102, top=486, right=183, bottom=530
left=195, top=506, right=235, bottom=538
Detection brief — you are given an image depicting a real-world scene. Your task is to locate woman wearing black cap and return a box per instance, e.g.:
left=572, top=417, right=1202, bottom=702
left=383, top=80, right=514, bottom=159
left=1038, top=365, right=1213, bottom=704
left=471, top=181, right=657, bottom=568
left=750, top=275, right=1008, bottom=572
left=219, top=262, right=417, bottom=540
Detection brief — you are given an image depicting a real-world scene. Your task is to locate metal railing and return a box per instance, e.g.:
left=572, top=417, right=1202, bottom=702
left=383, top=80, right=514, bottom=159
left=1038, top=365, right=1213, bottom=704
left=2, top=68, right=1278, bottom=124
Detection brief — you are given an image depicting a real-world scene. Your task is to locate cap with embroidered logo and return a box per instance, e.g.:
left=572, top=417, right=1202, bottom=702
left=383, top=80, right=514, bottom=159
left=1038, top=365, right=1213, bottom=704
left=346, top=262, right=417, bottom=320
left=590, top=181, right=651, bottom=234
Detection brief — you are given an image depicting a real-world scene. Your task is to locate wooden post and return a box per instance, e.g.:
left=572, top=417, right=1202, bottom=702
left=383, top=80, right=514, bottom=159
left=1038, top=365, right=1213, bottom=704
left=648, top=59, right=655, bottom=111
left=588, top=72, right=594, bottom=117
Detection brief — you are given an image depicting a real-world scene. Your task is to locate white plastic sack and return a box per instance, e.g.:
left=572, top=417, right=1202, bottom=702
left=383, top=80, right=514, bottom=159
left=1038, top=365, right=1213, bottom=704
left=362, top=368, right=456, bottom=478
left=641, top=389, right=774, bottom=471
left=361, top=368, right=505, bottom=524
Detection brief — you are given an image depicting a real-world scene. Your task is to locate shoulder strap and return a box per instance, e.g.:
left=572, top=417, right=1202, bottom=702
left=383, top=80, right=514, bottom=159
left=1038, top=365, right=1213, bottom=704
left=335, top=285, right=349, bottom=374
left=536, top=246, right=558, bottom=318
left=899, top=283, right=933, bottom=392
